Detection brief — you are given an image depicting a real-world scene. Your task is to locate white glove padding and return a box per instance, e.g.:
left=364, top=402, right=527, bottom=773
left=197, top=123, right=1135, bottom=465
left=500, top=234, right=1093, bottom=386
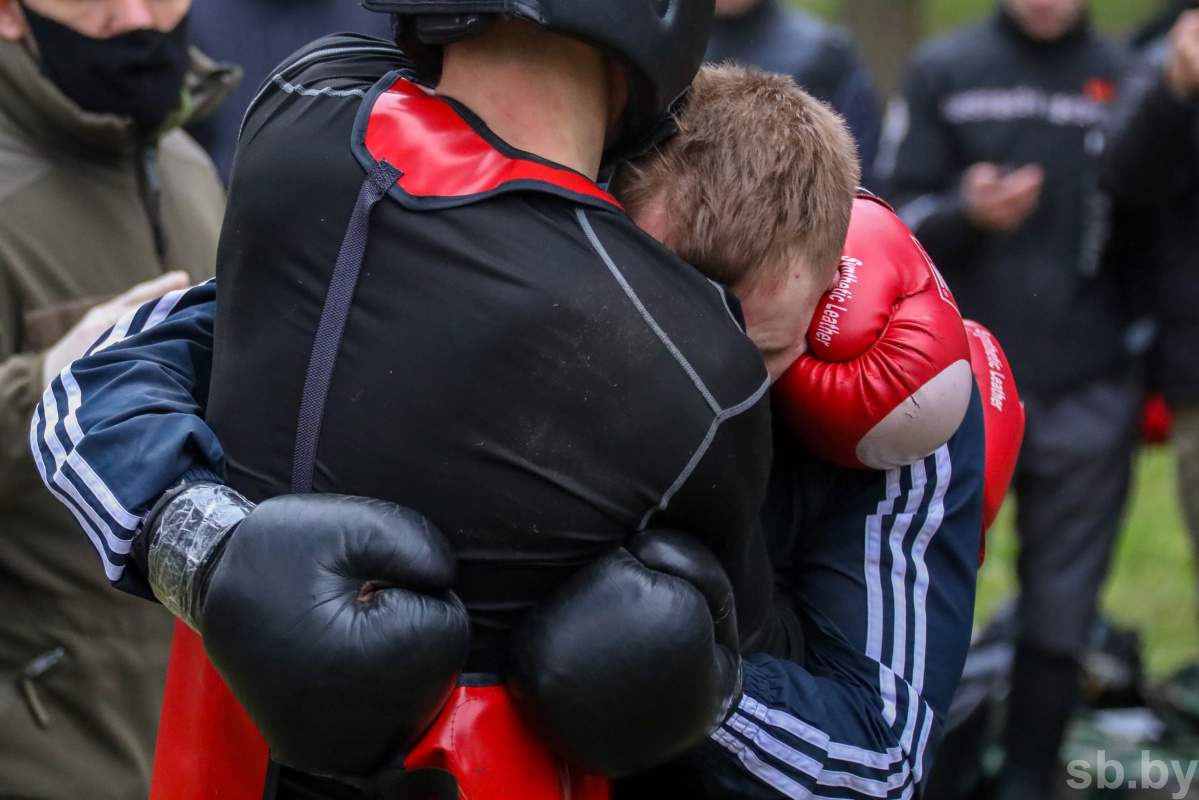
left=42, top=271, right=191, bottom=386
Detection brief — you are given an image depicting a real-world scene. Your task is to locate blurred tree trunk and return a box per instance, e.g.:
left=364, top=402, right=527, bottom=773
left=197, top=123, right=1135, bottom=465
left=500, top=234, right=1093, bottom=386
left=841, top=0, right=923, bottom=98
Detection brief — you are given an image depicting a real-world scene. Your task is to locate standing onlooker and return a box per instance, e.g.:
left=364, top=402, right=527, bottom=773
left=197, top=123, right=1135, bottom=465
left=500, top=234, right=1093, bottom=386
left=1104, top=0, right=1199, bottom=700
left=704, top=0, right=882, bottom=187
left=0, top=0, right=231, bottom=796
left=187, top=0, right=392, bottom=182
left=880, top=2, right=1136, bottom=799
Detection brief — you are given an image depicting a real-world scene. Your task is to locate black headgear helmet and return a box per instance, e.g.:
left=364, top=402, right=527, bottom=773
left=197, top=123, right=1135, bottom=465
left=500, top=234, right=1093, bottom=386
left=363, top=0, right=714, bottom=156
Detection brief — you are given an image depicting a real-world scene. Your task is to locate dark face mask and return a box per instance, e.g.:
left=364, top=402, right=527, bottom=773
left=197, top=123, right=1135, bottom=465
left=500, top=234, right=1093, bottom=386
left=19, top=2, right=191, bottom=135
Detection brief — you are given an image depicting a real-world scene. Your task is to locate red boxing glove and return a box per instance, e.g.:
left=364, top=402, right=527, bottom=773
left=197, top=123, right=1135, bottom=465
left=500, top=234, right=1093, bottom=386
left=775, top=195, right=973, bottom=470
left=1140, top=393, right=1175, bottom=446
left=965, top=320, right=1024, bottom=533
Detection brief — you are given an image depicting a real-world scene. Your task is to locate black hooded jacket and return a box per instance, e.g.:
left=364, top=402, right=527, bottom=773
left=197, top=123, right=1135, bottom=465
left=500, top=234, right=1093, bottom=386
left=1103, top=33, right=1199, bottom=406
left=881, top=8, right=1136, bottom=396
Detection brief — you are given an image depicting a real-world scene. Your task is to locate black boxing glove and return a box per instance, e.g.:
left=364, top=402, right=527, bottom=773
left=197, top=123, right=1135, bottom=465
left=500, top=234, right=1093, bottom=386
left=506, top=528, right=742, bottom=777
left=142, top=484, right=470, bottom=778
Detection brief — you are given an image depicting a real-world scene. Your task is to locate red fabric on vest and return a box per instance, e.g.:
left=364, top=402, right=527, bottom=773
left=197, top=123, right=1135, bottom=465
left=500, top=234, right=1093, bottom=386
left=405, top=684, right=612, bottom=800
left=364, top=78, right=620, bottom=207
left=150, top=626, right=611, bottom=800
left=150, top=621, right=271, bottom=800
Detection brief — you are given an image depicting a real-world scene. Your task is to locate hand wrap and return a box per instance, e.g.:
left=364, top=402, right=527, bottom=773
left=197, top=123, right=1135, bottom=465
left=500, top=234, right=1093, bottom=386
left=146, top=483, right=254, bottom=632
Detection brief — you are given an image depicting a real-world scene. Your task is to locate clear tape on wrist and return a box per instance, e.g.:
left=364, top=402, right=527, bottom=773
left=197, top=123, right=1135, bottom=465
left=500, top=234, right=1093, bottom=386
left=148, top=484, right=255, bottom=632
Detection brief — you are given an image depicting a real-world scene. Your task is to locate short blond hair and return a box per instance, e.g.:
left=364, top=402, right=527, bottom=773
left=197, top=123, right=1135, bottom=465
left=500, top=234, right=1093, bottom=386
left=612, top=64, right=860, bottom=290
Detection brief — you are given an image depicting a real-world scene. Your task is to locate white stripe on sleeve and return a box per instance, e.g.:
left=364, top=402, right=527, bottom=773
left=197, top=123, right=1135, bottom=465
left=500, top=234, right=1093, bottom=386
left=910, top=446, right=952, bottom=694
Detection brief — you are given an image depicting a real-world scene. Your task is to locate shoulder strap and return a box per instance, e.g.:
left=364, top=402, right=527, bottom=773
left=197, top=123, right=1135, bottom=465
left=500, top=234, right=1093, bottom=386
left=291, top=160, right=403, bottom=493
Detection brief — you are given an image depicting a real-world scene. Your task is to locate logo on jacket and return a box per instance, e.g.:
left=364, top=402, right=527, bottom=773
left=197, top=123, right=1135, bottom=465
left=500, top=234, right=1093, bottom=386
left=942, top=86, right=1107, bottom=127
left=812, top=256, right=861, bottom=348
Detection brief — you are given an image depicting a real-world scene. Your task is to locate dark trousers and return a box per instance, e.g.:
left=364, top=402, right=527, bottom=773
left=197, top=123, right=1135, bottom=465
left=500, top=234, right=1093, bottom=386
left=1013, top=376, right=1142, bottom=657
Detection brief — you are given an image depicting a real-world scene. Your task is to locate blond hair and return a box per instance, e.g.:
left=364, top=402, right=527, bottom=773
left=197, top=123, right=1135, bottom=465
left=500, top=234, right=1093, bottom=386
left=612, top=63, right=860, bottom=290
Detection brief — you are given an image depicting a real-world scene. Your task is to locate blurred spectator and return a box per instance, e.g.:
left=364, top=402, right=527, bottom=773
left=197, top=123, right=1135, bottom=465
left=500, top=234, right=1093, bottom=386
left=188, top=0, right=391, bottom=181
left=880, top=2, right=1137, bottom=799
left=0, top=0, right=230, bottom=796
left=1104, top=0, right=1199, bottom=685
left=705, top=0, right=882, bottom=187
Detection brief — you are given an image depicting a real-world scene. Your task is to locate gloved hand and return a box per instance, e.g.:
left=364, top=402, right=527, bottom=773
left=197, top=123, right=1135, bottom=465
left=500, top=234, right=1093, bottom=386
left=965, top=320, right=1025, bottom=533
left=142, top=485, right=471, bottom=778
left=506, top=529, right=741, bottom=777
left=775, top=194, right=974, bottom=470
left=42, top=271, right=190, bottom=385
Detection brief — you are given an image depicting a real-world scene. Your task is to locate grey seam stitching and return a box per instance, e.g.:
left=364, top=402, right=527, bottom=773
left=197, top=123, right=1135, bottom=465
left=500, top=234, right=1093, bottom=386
left=576, top=208, right=721, bottom=415
left=273, top=76, right=367, bottom=98
left=638, top=416, right=722, bottom=531
left=239, top=45, right=399, bottom=138
left=710, top=278, right=744, bottom=329
left=635, top=342, right=772, bottom=530
left=721, top=375, right=771, bottom=420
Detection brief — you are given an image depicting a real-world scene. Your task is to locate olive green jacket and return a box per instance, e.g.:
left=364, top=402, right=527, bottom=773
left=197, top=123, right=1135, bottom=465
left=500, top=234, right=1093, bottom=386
left=0, top=39, right=236, bottom=800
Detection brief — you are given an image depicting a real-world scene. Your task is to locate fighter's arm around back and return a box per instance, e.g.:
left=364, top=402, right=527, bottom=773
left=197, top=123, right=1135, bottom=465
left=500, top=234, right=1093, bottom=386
left=623, top=390, right=985, bottom=800
left=30, top=281, right=224, bottom=598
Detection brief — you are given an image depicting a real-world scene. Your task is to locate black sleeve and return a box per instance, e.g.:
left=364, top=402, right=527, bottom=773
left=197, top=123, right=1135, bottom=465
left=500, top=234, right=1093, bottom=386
left=653, top=396, right=799, bottom=660
left=880, top=56, right=984, bottom=270
left=1103, top=47, right=1199, bottom=209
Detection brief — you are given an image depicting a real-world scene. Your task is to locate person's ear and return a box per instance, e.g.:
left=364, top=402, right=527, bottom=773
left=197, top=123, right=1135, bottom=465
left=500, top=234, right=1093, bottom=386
left=0, top=0, right=26, bottom=42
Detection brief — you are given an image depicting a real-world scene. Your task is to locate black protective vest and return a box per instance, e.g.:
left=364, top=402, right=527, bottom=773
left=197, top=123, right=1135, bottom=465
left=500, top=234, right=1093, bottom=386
left=205, top=35, right=776, bottom=667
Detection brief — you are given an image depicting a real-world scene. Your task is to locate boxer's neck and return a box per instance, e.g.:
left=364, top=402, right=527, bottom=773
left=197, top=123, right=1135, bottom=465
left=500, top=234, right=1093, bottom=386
left=437, top=21, right=622, bottom=181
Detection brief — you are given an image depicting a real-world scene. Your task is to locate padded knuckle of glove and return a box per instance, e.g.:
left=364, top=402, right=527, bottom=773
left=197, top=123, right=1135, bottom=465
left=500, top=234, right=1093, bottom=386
left=776, top=195, right=974, bottom=470
left=198, top=494, right=470, bottom=778
left=625, top=529, right=739, bottom=651
left=507, top=529, right=741, bottom=778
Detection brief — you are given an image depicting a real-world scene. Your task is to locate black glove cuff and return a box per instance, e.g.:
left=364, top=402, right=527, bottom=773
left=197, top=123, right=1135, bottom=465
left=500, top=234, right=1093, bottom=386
left=146, top=483, right=255, bottom=631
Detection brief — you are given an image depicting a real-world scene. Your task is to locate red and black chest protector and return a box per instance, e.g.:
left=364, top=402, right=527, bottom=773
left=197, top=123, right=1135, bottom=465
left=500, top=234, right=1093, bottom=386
left=153, top=32, right=772, bottom=799
left=152, top=71, right=623, bottom=800
left=152, top=623, right=609, bottom=800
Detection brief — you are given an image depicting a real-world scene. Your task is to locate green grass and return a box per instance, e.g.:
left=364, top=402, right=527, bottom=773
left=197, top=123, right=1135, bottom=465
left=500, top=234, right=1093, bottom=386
left=976, top=448, right=1199, bottom=678
left=787, top=0, right=1164, bottom=35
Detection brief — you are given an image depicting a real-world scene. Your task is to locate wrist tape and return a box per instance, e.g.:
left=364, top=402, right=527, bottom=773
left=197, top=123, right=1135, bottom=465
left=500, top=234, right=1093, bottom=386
left=147, top=483, right=255, bottom=631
